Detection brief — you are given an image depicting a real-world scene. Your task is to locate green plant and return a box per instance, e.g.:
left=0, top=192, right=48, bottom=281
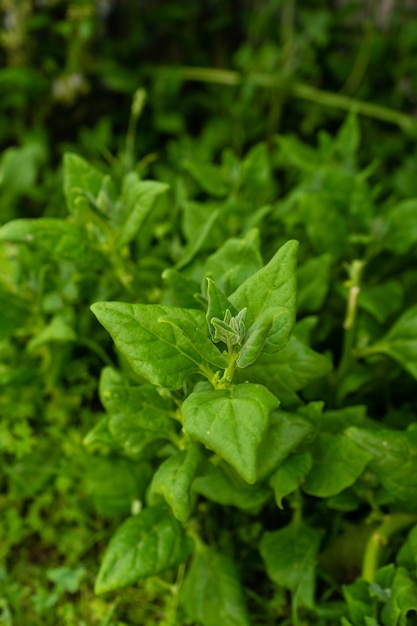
left=78, top=113, right=417, bottom=625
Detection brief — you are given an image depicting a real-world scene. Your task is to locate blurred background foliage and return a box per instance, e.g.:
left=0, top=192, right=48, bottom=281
left=2, top=0, right=417, bottom=223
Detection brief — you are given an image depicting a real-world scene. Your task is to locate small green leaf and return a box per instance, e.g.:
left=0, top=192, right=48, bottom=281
left=117, top=173, right=168, bottom=247
left=297, top=253, right=333, bottom=313
left=381, top=567, right=417, bottom=626
left=257, top=410, right=314, bottom=480
left=63, top=153, right=106, bottom=217
left=27, top=315, right=76, bottom=351
left=180, top=542, right=250, bottom=626
left=303, top=433, right=373, bottom=498
left=259, top=522, right=323, bottom=609
left=365, top=304, right=417, bottom=380
left=162, top=269, right=200, bottom=308
left=269, top=453, right=313, bottom=508
left=95, top=507, right=193, bottom=594
left=240, top=335, right=332, bottom=406
left=99, top=374, right=176, bottom=457
left=192, top=460, right=270, bottom=511
left=358, top=280, right=403, bottom=323
left=204, top=229, right=263, bottom=295
left=342, top=579, right=373, bottom=626
left=229, top=239, right=298, bottom=355
left=0, top=286, right=30, bottom=340
left=91, top=303, right=217, bottom=389
left=0, top=218, right=87, bottom=260
left=382, top=199, right=417, bottom=254
left=85, top=455, right=152, bottom=518
left=183, top=383, right=278, bottom=484
left=151, top=445, right=203, bottom=521
left=347, top=426, right=417, bottom=502
left=206, top=278, right=238, bottom=341
left=183, top=160, right=229, bottom=197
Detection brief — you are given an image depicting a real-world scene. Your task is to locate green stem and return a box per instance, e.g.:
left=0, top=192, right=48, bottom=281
left=362, top=513, right=417, bottom=583
left=213, top=351, right=238, bottom=389
left=153, top=65, right=417, bottom=132
left=334, top=260, right=364, bottom=402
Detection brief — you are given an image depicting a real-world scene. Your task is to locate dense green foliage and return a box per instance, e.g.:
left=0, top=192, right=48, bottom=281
left=2, top=2, right=417, bottom=625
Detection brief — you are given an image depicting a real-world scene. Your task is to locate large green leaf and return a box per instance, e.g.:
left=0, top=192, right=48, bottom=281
left=117, top=173, right=168, bottom=248
left=303, top=433, right=373, bottom=498
left=259, top=521, right=323, bottom=609
left=158, top=308, right=228, bottom=369
left=269, top=453, right=313, bottom=508
left=151, top=445, right=203, bottom=521
left=180, top=543, right=250, bottom=626
left=91, top=303, right=219, bottom=388
left=192, top=460, right=270, bottom=511
left=95, top=507, right=192, bottom=594
left=229, top=239, right=298, bottom=356
left=99, top=371, right=176, bottom=457
left=256, top=410, right=314, bottom=480
left=182, top=382, right=278, bottom=484
left=347, top=426, right=417, bottom=502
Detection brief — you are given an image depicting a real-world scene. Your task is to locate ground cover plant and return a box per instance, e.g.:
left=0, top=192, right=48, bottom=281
left=2, top=2, right=417, bottom=625
left=3, top=109, right=417, bottom=625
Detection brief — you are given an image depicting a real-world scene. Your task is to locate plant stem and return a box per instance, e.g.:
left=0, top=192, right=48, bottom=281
left=334, top=260, right=364, bottom=402
left=153, top=66, right=417, bottom=132
left=362, top=513, right=417, bottom=583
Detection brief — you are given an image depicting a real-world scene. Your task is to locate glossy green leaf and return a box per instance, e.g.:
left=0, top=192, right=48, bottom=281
left=260, top=521, right=323, bottom=609
left=257, top=410, right=314, bottom=480
left=229, top=239, right=298, bottom=355
left=365, top=304, right=417, bottom=380
left=182, top=382, right=278, bottom=484
left=269, top=452, right=313, bottom=508
left=151, top=445, right=203, bottom=521
left=158, top=308, right=228, bottom=369
left=117, top=173, right=168, bottom=247
left=347, top=426, right=417, bottom=502
left=180, top=542, right=250, bottom=626
left=303, top=433, right=373, bottom=498
left=95, top=507, right=193, bottom=594
left=91, top=303, right=218, bottom=388
left=192, top=460, right=270, bottom=511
